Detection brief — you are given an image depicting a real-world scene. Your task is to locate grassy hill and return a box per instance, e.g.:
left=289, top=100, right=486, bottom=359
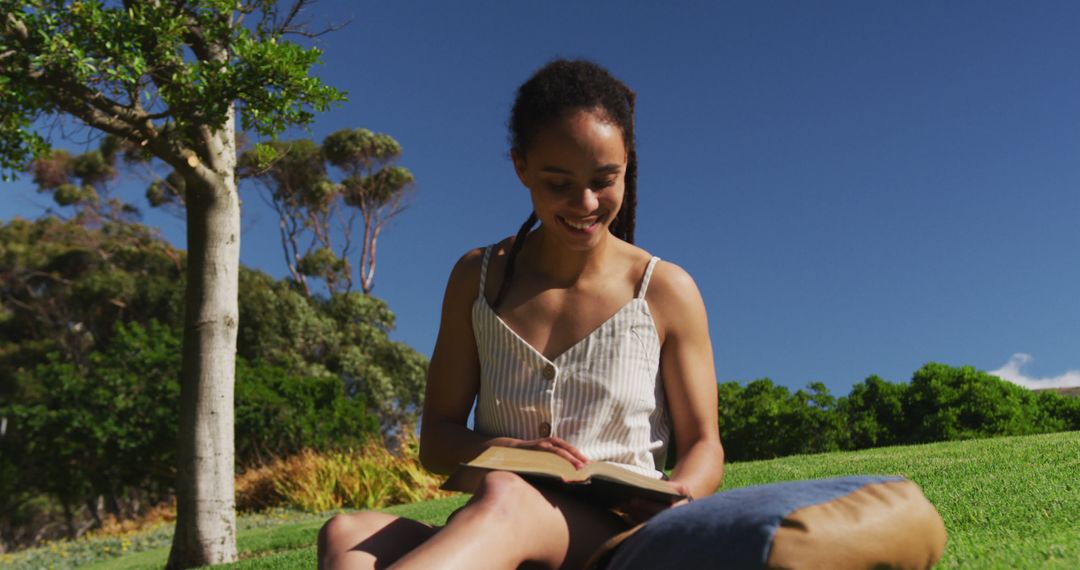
left=6, top=431, right=1078, bottom=569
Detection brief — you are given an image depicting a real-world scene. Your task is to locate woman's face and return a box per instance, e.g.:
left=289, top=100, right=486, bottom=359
left=513, top=108, right=627, bottom=251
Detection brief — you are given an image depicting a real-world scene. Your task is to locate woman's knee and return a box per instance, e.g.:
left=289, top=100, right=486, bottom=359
left=319, top=511, right=390, bottom=553
left=466, top=471, right=547, bottom=519
left=477, top=471, right=540, bottom=501
left=319, top=511, right=438, bottom=570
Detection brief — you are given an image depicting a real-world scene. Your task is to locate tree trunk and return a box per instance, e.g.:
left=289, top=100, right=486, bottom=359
left=167, top=116, right=240, bottom=568
left=61, top=498, right=75, bottom=540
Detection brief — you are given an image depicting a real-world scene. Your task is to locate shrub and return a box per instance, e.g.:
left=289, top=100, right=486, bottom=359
left=235, top=435, right=447, bottom=513
left=904, top=363, right=1067, bottom=443
left=717, top=363, right=1079, bottom=462
left=1, top=319, right=380, bottom=547
left=716, top=379, right=846, bottom=461
left=838, top=375, right=908, bottom=449
left=235, top=359, right=378, bottom=466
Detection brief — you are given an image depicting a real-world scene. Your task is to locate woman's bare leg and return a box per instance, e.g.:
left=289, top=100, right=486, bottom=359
left=390, top=471, right=626, bottom=570
left=318, top=511, right=439, bottom=570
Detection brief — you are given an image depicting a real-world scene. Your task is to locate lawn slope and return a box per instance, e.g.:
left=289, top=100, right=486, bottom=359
left=7, top=431, right=1078, bottom=569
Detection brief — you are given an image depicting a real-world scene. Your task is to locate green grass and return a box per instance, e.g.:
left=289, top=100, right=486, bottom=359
left=722, top=432, right=1080, bottom=569
left=6, top=432, right=1077, bottom=569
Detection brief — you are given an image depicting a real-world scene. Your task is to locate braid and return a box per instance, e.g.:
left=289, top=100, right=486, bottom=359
left=612, top=87, right=637, bottom=244
left=617, top=145, right=637, bottom=244
left=492, top=212, right=538, bottom=310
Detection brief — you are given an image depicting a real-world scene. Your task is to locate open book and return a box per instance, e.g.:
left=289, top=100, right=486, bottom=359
left=441, top=446, right=685, bottom=507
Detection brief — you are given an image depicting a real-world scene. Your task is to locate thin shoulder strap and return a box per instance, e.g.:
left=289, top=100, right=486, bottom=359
left=479, top=245, right=494, bottom=299
left=638, top=256, right=661, bottom=299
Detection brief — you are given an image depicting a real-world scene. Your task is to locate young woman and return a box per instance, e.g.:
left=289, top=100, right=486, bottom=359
left=318, top=59, right=725, bottom=570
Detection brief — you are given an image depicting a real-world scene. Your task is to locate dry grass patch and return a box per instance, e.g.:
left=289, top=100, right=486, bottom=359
left=236, top=437, right=449, bottom=513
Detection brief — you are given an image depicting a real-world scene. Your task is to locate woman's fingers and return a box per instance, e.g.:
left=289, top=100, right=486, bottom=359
left=546, top=437, right=590, bottom=464
left=535, top=438, right=586, bottom=468
left=550, top=447, right=586, bottom=469
left=506, top=437, right=590, bottom=468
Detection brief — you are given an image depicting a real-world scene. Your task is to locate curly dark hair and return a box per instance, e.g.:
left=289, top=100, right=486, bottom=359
left=493, top=58, right=638, bottom=309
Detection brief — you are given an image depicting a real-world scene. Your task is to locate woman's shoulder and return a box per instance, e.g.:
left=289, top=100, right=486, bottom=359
left=444, top=238, right=517, bottom=300
left=647, top=258, right=699, bottom=298
left=615, top=241, right=697, bottom=298
left=641, top=255, right=708, bottom=340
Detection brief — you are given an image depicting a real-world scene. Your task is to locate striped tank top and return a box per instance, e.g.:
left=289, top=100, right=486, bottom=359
left=472, top=245, right=671, bottom=478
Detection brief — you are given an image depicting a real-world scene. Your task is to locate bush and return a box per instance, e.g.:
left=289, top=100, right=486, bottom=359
left=1, top=320, right=380, bottom=547
left=716, top=379, right=846, bottom=461
left=838, top=375, right=908, bottom=449
left=717, top=363, right=1080, bottom=462
left=2, top=321, right=181, bottom=517
left=903, top=363, right=1069, bottom=443
left=235, top=435, right=447, bottom=513
left=235, top=359, right=379, bottom=465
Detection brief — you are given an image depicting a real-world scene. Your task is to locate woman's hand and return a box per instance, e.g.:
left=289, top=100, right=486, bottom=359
left=615, top=480, right=693, bottom=525
left=497, top=436, right=590, bottom=469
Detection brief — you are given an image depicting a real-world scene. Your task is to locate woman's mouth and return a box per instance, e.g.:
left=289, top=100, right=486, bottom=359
left=557, top=215, right=601, bottom=234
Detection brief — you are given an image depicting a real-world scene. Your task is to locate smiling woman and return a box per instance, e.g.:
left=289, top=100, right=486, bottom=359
left=314, top=58, right=946, bottom=570
left=315, top=58, right=724, bottom=570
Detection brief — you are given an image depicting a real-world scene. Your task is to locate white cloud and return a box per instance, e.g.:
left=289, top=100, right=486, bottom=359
left=988, top=353, right=1080, bottom=389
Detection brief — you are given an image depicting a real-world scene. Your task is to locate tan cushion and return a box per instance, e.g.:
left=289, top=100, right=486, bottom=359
left=766, top=479, right=947, bottom=570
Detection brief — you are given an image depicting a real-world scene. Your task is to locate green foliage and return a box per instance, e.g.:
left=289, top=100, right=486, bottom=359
left=0, top=216, right=185, bottom=399
left=0, top=0, right=347, bottom=178
left=2, top=321, right=182, bottom=511
left=235, top=269, right=427, bottom=427
left=235, top=360, right=377, bottom=465
left=0, top=317, right=383, bottom=545
left=0, top=216, right=423, bottom=548
left=239, top=139, right=328, bottom=207
left=296, top=247, right=343, bottom=278
left=236, top=129, right=415, bottom=295
left=718, top=363, right=1080, bottom=461
left=838, top=375, right=907, bottom=449
left=716, top=379, right=846, bottom=461
left=1, top=216, right=426, bottom=429
left=144, top=172, right=186, bottom=208
left=904, top=362, right=1068, bottom=442
left=321, top=128, right=403, bottom=168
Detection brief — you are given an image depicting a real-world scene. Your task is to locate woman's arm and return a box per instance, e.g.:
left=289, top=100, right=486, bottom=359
left=650, top=262, right=725, bottom=500
left=419, top=249, right=588, bottom=475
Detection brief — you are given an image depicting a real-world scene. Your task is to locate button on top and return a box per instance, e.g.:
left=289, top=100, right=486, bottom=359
left=539, top=421, right=552, bottom=437
left=542, top=363, right=556, bottom=381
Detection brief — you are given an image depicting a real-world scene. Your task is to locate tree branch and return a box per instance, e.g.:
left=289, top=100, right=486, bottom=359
left=276, top=0, right=350, bottom=38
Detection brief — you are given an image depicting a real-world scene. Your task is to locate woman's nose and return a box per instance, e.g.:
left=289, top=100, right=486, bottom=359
left=574, top=187, right=600, bottom=211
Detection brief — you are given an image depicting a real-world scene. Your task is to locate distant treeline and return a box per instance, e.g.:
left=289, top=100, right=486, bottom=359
left=716, top=364, right=1080, bottom=461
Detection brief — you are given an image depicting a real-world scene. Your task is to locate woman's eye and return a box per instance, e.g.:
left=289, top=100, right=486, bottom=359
left=548, top=182, right=572, bottom=192
left=591, top=179, right=616, bottom=189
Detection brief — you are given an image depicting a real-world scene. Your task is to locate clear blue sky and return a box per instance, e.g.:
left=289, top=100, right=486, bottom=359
left=3, top=1, right=1079, bottom=394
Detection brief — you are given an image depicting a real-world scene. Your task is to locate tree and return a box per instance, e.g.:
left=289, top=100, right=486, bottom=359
left=238, top=138, right=333, bottom=296
left=27, top=135, right=146, bottom=223
left=903, top=362, right=1065, bottom=443
left=1, top=2, right=344, bottom=565
left=238, top=129, right=415, bottom=296
left=838, top=375, right=907, bottom=449
left=323, top=128, right=414, bottom=294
